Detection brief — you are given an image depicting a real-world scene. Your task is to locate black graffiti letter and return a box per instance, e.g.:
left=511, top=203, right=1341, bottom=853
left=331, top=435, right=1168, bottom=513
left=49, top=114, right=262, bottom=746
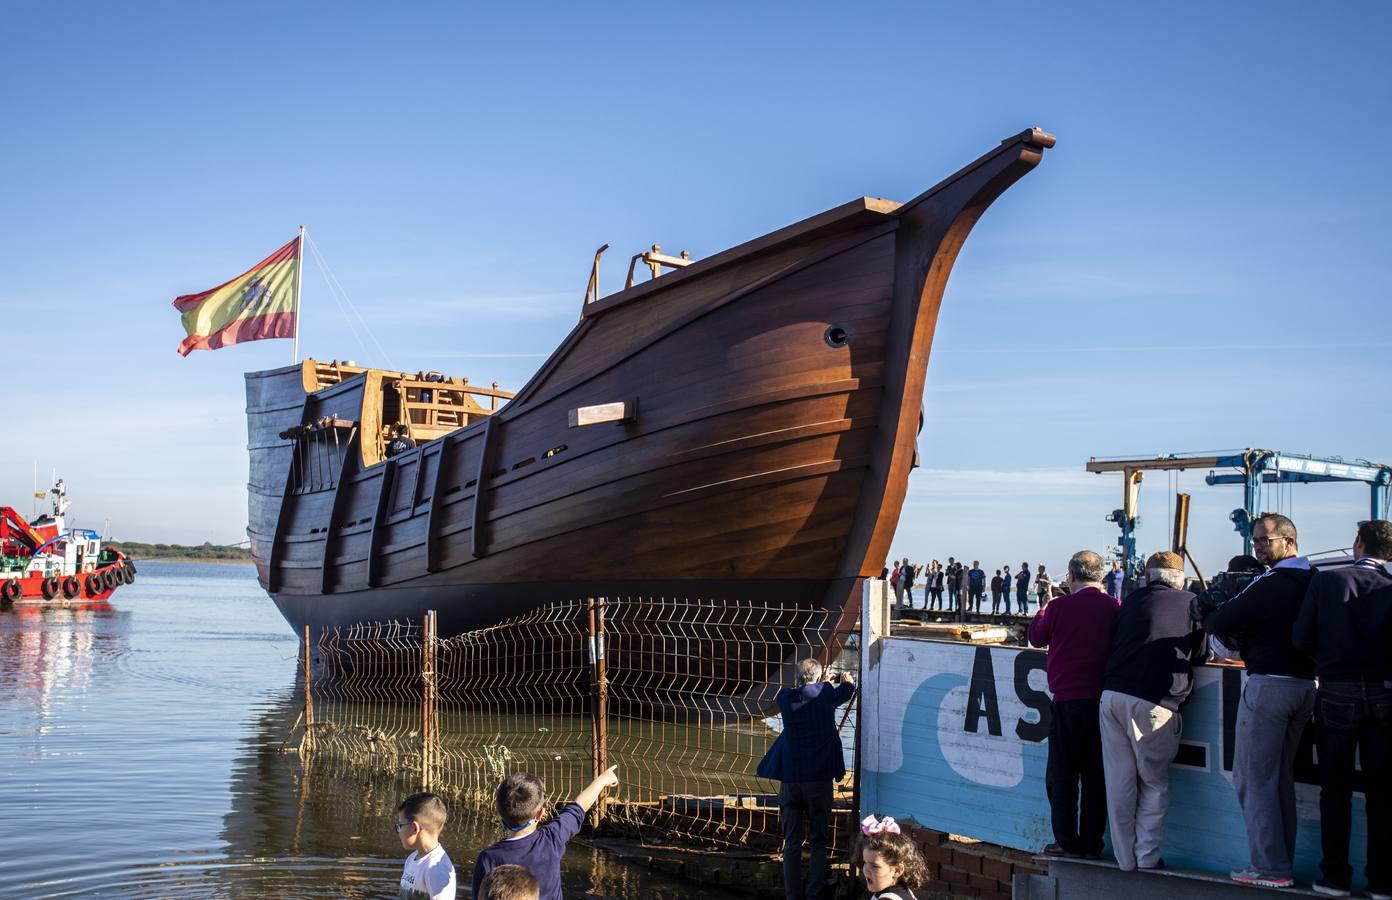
left=1014, top=649, right=1051, bottom=742
left=964, top=646, right=1003, bottom=736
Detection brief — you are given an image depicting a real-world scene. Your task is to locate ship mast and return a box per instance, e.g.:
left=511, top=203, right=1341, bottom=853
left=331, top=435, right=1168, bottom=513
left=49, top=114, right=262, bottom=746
left=292, top=224, right=305, bottom=364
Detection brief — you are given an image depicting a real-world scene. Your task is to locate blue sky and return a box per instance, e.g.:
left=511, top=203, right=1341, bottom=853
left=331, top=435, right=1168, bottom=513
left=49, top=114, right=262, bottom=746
left=1, top=3, right=1387, bottom=576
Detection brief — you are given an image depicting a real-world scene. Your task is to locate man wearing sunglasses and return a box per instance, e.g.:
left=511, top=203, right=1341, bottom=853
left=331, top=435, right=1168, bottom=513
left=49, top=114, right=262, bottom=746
left=1202, top=513, right=1315, bottom=890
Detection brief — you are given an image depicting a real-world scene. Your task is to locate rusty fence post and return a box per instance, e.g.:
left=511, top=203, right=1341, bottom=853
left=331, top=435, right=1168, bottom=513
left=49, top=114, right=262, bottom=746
left=422, top=609, right=438, bottom=790
left=302, top=625, right=316, bottom=755
left=586, top=598, right=610, bottom=825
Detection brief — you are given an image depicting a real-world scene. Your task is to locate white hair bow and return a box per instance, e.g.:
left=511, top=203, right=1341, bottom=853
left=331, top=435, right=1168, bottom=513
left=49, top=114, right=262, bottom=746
left=860, top=814, right=901, bottom=836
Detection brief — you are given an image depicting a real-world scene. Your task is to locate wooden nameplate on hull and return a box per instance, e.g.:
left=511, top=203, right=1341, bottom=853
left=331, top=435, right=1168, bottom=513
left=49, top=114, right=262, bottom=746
left=245, top=127, right=1055, bottom=648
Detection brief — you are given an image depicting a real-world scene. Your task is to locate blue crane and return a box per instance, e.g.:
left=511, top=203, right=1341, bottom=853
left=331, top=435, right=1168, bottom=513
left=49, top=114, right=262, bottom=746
left=1085, top=449, right=1390, bottom=581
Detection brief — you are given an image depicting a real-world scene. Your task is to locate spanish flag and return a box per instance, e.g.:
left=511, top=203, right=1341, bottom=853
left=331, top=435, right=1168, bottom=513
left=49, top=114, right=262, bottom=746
left=174, top=234, right=301, bottom=356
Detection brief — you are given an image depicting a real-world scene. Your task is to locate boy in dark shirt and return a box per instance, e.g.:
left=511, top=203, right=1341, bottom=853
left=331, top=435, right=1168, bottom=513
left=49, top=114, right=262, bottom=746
left=472, top=766, right=620, bottom=900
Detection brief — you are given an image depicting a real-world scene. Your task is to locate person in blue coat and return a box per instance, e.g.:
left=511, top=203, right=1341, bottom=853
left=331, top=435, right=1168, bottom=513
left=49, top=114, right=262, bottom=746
left=758, top=658, right=857, bottom=900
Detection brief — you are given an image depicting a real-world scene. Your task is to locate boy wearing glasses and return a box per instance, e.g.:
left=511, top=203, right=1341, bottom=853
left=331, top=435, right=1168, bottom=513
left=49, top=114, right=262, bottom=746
left=472, top=766, right=620, bottom=900
left=395, top=792, right=457, bottom=899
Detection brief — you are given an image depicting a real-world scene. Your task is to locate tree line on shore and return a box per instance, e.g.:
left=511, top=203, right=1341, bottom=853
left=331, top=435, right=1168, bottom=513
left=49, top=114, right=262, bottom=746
left=106, top=540, right=251, bottom=561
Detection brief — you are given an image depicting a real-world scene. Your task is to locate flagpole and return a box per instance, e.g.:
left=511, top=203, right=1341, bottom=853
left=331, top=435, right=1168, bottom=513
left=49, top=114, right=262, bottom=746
left=292, top=224, right=305, bottom=365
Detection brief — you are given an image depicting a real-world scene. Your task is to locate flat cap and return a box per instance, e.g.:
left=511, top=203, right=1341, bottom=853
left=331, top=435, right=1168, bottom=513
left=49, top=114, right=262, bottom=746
left=1145, top=551, right=1185, bottom=571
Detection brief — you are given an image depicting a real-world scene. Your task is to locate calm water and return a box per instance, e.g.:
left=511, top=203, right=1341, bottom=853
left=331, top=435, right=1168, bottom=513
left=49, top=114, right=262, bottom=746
left=0, top=562, right=700, bottom=898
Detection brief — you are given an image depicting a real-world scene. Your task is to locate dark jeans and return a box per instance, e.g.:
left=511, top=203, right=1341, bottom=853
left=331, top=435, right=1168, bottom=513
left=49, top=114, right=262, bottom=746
left=1016, top=589, right=1028, bottom=614
left=1046, top=698, right=1107, bottom=855
left=969, top=587, right=984, bottom=611
left=1315, top=679, right=1392, bottom=891
left=929, top=588, right=943, bottom=610
left=780, top=780, right=832, bottom=900
left=991, top=590, right=1002, bottom=613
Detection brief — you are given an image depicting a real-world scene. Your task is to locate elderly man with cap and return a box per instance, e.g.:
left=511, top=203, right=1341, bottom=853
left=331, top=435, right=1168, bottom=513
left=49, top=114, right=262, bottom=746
left=1098, top=551, right=1203, bottom=871
left=1201, top=513, right=1316, bottom=890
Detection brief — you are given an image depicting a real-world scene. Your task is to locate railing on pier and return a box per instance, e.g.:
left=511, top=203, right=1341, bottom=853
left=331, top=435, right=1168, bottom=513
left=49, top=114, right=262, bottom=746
left=293, top=597, right=859, bottom=854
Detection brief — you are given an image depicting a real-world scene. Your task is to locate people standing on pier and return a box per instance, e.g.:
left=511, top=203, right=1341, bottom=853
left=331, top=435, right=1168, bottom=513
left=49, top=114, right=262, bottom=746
left=1294, top=519, right=1392, bottom=899
left=927, top=561, right=944, bottom=611
left=1026, top=551, right=1120, bottom=860
left=1104, top=562, right=1125, bottom=598
left=946, top=559, right=962, bottom=612
left=968, top=562, right=986, bottom=613
left=990, top=570, right=1005, bottom=614
left=396, top=792, right=457, bottom=900
left=1016, top=563, right=1031, bottom=615
left=759, top=658, right=857, bottom=900
left=472, top=766, right=620, bottom=900
left=1194, top=514, right=1316, bottom=890
left=1098, top=551, right=1202, bottom=872
left=902, top=558, right=918, bottom=608
left=1035, top=564, right=1051, bottom=609
left=1002, top=565, right=1013, bottom=612
left=890, top=561, right=904, bottom=606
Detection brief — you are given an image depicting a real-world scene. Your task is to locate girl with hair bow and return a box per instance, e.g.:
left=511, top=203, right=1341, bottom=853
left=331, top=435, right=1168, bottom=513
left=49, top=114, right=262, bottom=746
left=857, top=815, right=928, bottom=900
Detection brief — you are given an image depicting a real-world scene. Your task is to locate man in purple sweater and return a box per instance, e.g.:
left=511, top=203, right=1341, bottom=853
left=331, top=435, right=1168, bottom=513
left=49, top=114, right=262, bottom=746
left=1027, top=550, right=1121, bottom=858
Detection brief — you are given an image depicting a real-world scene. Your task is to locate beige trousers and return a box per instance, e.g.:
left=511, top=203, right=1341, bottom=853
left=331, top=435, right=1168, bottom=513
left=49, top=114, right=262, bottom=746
left=1098, top=689, right=1182, bottom=870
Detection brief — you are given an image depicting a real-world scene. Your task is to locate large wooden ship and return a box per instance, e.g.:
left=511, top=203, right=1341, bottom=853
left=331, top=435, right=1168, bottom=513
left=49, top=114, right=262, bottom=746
left=246, top=127, right=1055, bottom=647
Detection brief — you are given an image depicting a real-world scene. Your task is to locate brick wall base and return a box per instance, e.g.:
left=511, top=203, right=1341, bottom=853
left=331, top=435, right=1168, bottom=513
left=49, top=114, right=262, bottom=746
left=905, top=825, right=1045, bottom=900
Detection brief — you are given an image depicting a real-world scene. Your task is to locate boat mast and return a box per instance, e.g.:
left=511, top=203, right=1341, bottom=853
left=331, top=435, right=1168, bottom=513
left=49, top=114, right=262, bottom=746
left=292, top=224, right=305, bottom=364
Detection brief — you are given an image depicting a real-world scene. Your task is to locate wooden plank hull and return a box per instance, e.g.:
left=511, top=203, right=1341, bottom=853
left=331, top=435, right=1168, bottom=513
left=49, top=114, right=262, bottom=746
left=245, top=128, right=1055, bottom=651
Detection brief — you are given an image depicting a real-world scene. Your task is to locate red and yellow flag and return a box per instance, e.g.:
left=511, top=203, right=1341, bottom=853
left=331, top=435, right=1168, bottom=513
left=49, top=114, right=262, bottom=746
left=173, top=235, right=300, bottom=356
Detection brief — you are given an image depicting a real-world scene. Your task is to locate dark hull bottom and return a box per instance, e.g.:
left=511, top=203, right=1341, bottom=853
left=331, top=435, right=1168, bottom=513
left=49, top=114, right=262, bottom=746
left=276, top=577, right=861, bottom=715
left=273, top=577, right=860, bottom=638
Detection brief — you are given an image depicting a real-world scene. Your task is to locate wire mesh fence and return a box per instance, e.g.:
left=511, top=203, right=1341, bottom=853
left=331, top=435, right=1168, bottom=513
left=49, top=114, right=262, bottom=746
left=295, top=597, right=859, bottom=854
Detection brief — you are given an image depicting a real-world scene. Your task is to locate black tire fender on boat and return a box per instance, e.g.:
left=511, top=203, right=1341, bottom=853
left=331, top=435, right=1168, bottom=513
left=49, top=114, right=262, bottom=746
left=41, top=577, right=60, bottom=600
left=85, top=574, right=102, bottom=595
left=126, top=560, right=137, bottom=577
left=1, top=580, right=20, bottom=602
left=122, top=563, right=135, bottom=584
left=62, top=576, right=80, bottom=599
left=103, top=569, right=118, bottom=590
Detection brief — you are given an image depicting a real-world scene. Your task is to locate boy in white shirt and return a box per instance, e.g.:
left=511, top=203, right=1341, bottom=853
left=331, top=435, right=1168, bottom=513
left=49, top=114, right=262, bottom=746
left=396, top=792, right=457, bottom=900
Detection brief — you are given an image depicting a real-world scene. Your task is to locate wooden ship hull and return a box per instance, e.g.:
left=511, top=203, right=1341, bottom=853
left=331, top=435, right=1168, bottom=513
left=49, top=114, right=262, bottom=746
left=245, top=128, right=1055, bottom=665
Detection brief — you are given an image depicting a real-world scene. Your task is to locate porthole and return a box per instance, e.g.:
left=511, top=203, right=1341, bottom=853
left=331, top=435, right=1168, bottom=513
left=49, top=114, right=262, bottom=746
left=824, top=324, right=849, bottom=348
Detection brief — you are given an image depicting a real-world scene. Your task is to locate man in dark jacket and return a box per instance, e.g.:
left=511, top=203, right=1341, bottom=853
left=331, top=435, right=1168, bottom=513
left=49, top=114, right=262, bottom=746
left=1017, top=562, right=1032, bottom=614
left=968, top=561, right=986, bottom=612
left=1027, top=550, right=1121, bottom=859
left=1200, top=514, right=1316, bottom=889
left=1294, top=519, right=1392, bottom=898
left=1098, top=551, right=1201, bottom=871
left=759, top=658, right=856, bottom=900
left=991, top=570, right=1005, bottom=614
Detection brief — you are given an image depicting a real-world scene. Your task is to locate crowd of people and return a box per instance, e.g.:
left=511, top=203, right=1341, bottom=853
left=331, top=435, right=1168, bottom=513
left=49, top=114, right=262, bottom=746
left=1028, top=516, right=1392, bottom=897
left=393, top=515, right=1390, bottom=900
left=884, top=557, right=1128, bottom=615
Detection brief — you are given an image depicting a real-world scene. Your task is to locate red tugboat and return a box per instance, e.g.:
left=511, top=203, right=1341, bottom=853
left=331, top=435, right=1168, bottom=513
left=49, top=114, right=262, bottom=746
left=0, top=480, right=135, bottom=605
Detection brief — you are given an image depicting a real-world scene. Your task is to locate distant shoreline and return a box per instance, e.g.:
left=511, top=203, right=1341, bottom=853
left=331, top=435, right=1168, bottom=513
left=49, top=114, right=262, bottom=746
left=106, top=541, right=253, bottom=564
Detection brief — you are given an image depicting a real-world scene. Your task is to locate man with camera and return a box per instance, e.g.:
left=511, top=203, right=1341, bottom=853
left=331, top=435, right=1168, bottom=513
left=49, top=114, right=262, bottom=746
left=1199, top=513, right=1315, bottom=890
left=759, top=658, right=856, bottom=900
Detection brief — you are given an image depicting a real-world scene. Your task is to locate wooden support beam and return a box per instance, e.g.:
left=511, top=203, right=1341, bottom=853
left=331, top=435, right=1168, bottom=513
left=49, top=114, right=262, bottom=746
left=321, top=429, right=361, bottom=594
left=366, top=458, right=395, bottom=588
left=471, top=416, right=497, bottom=559
left=424, top=438, right=452, bottom=573
left=269, top=394, right=316, bottom=594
